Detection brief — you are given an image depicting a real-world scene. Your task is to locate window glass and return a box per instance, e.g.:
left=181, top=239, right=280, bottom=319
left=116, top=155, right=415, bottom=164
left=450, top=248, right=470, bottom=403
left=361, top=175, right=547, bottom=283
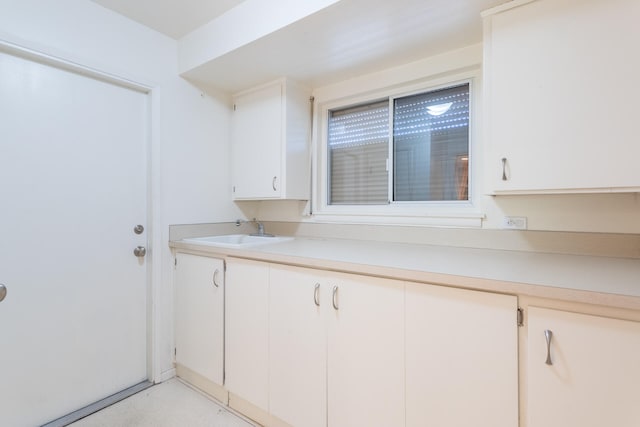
left=326, top=83, right=470, bottom=206
left=328, top=101, right=389, bottom=205
left=393, top=84, right=469, bottom=201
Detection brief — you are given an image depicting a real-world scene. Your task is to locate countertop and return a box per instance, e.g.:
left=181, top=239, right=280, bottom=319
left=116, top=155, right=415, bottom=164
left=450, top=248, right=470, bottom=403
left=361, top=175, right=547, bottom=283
left=170, top=236, right=640, bottom=310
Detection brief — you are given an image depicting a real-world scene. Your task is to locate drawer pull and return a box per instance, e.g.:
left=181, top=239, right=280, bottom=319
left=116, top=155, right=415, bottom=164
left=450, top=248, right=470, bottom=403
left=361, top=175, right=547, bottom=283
left=213, top=269, right=220, bottom=288
left=314, top=283, right=320, bottom=306
left=501, top=157, right=508, bottom=181
left=332, top=286, right=339, bottom=310
left=544, top=329, right=553, bottom=365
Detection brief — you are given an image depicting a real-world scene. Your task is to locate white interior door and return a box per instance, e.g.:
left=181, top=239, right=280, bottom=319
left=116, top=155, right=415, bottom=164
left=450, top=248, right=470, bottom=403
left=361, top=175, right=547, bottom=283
left=0, top=49, right=149, bottom=426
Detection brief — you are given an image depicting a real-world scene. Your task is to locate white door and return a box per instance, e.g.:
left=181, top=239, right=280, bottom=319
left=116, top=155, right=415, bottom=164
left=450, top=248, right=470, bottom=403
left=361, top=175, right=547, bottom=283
left=0, top=49, right=149, bottom=426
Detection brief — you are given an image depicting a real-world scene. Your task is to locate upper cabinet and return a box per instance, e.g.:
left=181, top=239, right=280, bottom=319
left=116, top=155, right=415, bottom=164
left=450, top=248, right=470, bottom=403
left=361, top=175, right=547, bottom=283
left=483, top=0, right=640, bottom=194
left=231, top=78, right=311, bottom=200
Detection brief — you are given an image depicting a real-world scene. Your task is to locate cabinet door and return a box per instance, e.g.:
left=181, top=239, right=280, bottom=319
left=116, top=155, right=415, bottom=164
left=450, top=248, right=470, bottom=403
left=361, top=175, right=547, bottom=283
left=269, top=265, right=327, bottom=427
left=174, top=253, right=224, bottom=385
left=486, top=0, right=640, bottom=193
left=405, top=283, right=518, bottom=427
left=225, top=258, right=270, bottom=411
left=327, top=273, right=405, bottom=427
left=232, top=82, right=282, bottom=199
left=528, top=306, right=640, bottom=427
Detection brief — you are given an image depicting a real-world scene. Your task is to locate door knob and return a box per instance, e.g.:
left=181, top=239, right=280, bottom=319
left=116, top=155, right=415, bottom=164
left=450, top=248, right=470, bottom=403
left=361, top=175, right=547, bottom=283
left=0, top=284, right=6, bottom=302
left=133, top=246, right=146, bottom=257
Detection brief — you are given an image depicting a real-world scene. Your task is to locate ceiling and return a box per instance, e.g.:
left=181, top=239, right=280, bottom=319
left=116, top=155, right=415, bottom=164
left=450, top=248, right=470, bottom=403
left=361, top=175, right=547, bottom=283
left=91, top=0, right=245, bottom=39
left=90, top=0, right=506, bottom=92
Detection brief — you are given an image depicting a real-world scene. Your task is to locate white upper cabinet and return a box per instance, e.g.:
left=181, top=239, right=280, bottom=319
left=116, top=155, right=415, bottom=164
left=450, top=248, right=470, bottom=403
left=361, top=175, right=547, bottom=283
left=484, top=0, right=640, bottom=194
left=231, top=78, right=311, bottom=200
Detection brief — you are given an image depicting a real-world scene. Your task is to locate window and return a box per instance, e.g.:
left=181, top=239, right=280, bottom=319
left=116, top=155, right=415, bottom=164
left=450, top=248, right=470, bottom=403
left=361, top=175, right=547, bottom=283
left=327, top=83, right=470, bottom=206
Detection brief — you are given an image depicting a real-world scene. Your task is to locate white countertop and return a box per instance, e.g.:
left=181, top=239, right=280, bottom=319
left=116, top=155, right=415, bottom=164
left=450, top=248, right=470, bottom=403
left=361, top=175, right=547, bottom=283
left=170, top=236, right=640, bottom=309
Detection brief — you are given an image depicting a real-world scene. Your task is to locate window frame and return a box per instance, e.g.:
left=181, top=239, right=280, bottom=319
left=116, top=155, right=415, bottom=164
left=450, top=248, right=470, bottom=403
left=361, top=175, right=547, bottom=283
left=312, top=71, right=484, bottom=227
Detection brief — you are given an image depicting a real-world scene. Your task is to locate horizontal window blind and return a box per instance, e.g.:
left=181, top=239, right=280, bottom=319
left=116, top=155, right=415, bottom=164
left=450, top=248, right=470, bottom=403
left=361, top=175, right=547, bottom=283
left=328, top=101, right=389, bottom=204
left=393, top=84, right=469, bottom=201
left=326, top=83, right=470, bottom=206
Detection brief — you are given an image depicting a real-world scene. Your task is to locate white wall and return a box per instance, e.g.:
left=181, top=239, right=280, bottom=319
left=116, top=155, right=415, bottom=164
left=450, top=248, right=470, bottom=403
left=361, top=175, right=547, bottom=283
left=0, top=0, right=241, bottom=381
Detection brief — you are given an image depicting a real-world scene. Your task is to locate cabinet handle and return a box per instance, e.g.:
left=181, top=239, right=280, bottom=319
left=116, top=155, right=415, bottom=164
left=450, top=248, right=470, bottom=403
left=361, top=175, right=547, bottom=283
left=213, top=269, right=220, bottom=288
left=332, top=286, right=339, bottom=310
left=314, top=283, right=320, bottom=306
left=544, top=329, right=553, bottom=365
left=272, top=176, right=278, bottom=191
left=501, top=157, right=508, bottom=181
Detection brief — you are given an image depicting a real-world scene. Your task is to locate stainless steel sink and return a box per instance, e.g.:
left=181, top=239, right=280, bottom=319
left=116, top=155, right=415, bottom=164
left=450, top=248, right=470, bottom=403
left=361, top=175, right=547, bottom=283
left=182, top=234, right=294, bottom=248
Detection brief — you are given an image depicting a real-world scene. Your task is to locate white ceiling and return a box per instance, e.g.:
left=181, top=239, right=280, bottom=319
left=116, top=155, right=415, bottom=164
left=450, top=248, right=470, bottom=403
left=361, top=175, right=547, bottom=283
left=90, top=0, right=506, bottom=92
left=91, top=0, right=245, bottom=39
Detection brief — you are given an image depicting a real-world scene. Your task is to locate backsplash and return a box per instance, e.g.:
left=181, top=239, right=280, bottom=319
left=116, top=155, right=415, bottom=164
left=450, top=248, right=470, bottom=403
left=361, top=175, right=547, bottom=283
left=169, top=221, right=640, bottom=259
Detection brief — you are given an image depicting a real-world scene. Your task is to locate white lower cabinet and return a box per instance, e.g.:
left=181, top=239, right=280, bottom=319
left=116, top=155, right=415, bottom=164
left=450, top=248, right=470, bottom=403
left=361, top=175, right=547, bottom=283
left=326, top=271, right=405, bottom=427
left=179, top=253, right=640, bottom=427
left=405, top=282, right=519, bottom=427
left=225, top=258, right=270, bottom=412
left=269, top=266, right=327, bottom=427
left=174, top=253, right=225, bottom=393
left=269, top=264, right=405, bottom=427
left=527, top=306, right=640, bottom=427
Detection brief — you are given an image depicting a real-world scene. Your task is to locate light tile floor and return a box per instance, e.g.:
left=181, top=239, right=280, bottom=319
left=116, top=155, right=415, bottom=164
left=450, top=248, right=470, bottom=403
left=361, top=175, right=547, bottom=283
left=70, top=379, right=257, bottom=427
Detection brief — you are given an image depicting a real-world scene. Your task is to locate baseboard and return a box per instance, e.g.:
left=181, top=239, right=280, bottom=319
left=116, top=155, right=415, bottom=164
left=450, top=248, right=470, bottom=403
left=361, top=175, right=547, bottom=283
left=175, top=364, right=228, bottom=405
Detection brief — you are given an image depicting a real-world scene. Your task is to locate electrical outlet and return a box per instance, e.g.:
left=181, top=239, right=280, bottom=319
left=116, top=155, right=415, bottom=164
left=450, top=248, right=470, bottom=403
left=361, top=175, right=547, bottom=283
left=502, top=216, right=527, bottom=230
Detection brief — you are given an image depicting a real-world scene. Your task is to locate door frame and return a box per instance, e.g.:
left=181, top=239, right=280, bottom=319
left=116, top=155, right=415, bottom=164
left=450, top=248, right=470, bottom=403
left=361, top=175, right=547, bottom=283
left=0, top=38, right=164, bottom=383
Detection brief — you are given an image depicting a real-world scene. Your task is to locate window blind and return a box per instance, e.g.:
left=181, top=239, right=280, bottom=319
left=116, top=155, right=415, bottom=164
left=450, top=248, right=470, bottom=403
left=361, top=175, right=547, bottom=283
left=328, top=101, right=389, bottom=204
left=393, top=84, right=469, bottom=201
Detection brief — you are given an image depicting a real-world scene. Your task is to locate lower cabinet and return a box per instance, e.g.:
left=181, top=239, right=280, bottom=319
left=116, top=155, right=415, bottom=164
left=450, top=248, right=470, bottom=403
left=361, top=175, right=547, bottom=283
left=225, top=258, right=270, bottom=413
left=179, top=253, right=640, bottom=427
left=174, top=253, right=225, bottom=398
left=325, top=270, right=405, bottom=427
left=405, top=282, right=519, bottom=427
left=269, top=265, right=327, bottom=427
left=269, top=265, right=405, bottom=427
left=527, top=306, right=640, bottom=427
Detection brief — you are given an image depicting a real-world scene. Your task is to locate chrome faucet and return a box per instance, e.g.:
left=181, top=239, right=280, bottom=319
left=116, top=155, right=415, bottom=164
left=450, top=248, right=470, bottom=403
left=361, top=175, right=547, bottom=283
left=235, top=218, right=274, bottom=237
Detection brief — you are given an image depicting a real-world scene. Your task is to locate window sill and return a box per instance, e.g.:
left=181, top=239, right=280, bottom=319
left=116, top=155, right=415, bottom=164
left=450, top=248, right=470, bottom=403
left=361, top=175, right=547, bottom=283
left=308, top=209, right=485, bottom=228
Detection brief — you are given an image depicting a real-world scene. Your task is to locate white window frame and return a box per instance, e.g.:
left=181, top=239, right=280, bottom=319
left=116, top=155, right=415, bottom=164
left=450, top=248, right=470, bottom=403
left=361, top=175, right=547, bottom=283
left=312, top=70, right=484, bottom=227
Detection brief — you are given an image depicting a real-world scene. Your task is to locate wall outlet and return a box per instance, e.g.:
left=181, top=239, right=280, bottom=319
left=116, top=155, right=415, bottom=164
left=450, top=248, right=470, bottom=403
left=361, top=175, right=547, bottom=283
left=501, top=216, right=527, bottom=230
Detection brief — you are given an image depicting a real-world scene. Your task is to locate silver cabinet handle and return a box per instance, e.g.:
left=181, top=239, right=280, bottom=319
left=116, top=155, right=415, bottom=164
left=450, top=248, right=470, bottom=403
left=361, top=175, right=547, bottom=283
left=133, top=246, right=146, bottom=257
left=501, top=157, right=508, bottom=181
left=332, top=286, right=339, bottom=310
left=0, top=283, right=6, bottom=302
left=213, top=269, right=220, bottom=288
left=314, top=283, right=320, bottom=306
left=272, top=176, right=278, bottom=191
left=544, top=329, right=553, bottom=365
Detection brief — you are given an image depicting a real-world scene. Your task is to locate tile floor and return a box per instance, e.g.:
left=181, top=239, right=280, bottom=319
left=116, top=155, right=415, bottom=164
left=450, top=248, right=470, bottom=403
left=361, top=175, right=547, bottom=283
left=69, top=379, right=256, bottom=427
